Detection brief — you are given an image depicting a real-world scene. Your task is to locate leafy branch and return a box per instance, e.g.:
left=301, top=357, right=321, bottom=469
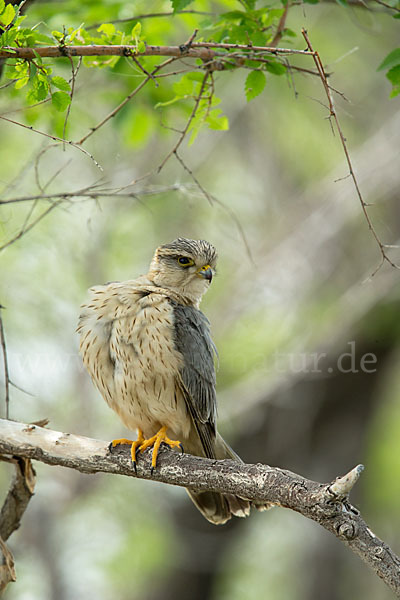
left=1, top=0, right=399, bottom=268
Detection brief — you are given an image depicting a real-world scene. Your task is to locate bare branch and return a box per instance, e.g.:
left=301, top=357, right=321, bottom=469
left=157, top=70, right=210, bottom=173
left=0, top=456, right=36, bottom=594
left=76, top=56, right=177, bottom=145
left=0, top=309, right=10, bottom=419
left=301, top=29, right=400, bottom=276
left=0, top=456, right=36, bottom=541
left=0, top=419, right=399, bottom=596
left=0, top=116, right=102, bottom=170
left=86, top=10, right=216, bottom=31
left=270, top=2, right=290, bottom=47
left=371, top=0, right=400, bottom=11
left=0, top=202, right=59, bottom=251
left=0, top=536, right=15, bottom=593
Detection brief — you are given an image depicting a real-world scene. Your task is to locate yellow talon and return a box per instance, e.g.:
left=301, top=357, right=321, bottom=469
left=110, top=428, right=182, bottom=473
left=110, top=437, right=135, bottom=448
left=110, top=431, right=145, bottom=468
left=138, top=426, right=182, bottom=471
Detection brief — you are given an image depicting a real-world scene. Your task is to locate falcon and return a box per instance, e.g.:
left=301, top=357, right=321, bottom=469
left=77, top=238, right=250, bottom=524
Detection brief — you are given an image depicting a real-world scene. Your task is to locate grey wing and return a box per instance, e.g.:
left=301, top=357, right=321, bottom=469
left=171, top=302, right=218, bottom=458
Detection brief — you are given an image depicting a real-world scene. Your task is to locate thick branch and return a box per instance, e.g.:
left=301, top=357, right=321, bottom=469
left=0, top=456, right=36, bottom=541
left=0, top=419, right=399, bottom=596
left=0, top=455, right=36, bottom=594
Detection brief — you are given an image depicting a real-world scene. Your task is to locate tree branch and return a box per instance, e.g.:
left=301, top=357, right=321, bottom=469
left=0, top=419, right=399, bottom=595
left=0, top=455, right=36, bottom=593
left=0, top=43, right=312, bottom=61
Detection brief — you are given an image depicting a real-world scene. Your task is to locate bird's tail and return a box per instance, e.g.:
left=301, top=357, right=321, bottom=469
left=186, top=433, right=252, bottom=525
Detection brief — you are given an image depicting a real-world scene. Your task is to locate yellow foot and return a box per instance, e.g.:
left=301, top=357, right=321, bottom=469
left=109, top=431, right=145, bottom=473
left=138, top=426, right=183, bottom=474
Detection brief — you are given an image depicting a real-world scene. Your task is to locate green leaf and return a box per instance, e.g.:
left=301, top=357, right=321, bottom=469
left=0, top=28, right=17, bottom=46
left=32, top=32, right=55, bottom=45
left=0, top=1, right=5, bottom=14
left=14, top=14, right=26, bottom=27
left=26, top=77, right=49, bottom=104
left=206, top=108, right=229, bottom=131
left=131, top=22, right=141, bottom=38
left=386, top=65, right=400, bottom=97
left=6, top=60, right=28, bottom=79
left=137, top=41, right=146, bottom=53
left=51, top=91, right=71, bottom=111
left=1, top=3, right=15, bottom=27
left=171, top=0, right=193, bottom=12
left=98, top=23, right=116, bottom=37
left=265, top=61, right=286, bottom=76
left=14, top=76, right=29, bottom=89
left=377, top=48, right=400, bottom=71
left=51, top=75, right=71, bottom=92
left=245, top=70, right=266, bottom=101
left=52, top=30, right=65, bottom=43
left=35, top=79, right=49, bottom=100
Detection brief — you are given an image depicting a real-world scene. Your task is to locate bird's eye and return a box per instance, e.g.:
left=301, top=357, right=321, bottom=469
left=178, top=256, right=194, bottom=266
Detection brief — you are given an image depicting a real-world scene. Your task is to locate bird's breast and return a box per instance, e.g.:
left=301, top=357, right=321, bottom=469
left=108, top=294, right=189, bottom=438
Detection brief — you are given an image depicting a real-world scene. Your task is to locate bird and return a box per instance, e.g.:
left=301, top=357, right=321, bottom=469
left=77, top=237, right=251, bottom=525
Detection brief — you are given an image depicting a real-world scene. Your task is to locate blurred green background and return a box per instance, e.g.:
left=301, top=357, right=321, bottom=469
left=1, top=0, right=400, bottom=599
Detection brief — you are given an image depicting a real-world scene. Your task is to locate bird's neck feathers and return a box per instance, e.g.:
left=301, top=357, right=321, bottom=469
left=146, top=267, right=206, bottom=309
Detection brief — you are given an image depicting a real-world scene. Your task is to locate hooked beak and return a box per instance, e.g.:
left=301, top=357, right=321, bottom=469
left=197, top=264, right=213, bottom=282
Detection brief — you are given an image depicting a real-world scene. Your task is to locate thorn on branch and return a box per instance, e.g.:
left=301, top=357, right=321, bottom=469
left=329, top=464, right=364, bottom=498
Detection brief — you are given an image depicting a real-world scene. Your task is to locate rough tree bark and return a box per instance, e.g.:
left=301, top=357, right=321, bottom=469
left=0, top=418, right=399, bottom=596
left=0, top=453, right=36, bottom=593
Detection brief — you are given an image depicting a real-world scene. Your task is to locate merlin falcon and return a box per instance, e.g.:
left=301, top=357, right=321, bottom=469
left=77, top=238, right=250, bottom=524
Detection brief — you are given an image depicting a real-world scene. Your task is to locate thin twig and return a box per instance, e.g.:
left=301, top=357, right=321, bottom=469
left=301, top=28, right=399, bottom=276
left=62, top=55, right=81, bottom=142
left=270, top=2, right=290, bottom=47
left=0, top=309, right=10, bottom=419
left=0, top=116, right=102, bottom=170
left=77, top=56, right=176, bottom=145
left=371, top=0, right=400, bottom=11
left=174, top=151, right=255, bottom=265
left=0, top=202, right=59, bottom=251
left=0, top=183, right=195, bottom=205
left=157, top=70, right=210, bottom=173
left=130, top=55, right=158, bottom=86
left=86, top=10, right=215, bottom=30
left=174, top=151, right=213, bottom=205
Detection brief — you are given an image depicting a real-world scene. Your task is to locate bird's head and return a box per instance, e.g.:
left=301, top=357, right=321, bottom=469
left=148, top=238, right=218, bottom=305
